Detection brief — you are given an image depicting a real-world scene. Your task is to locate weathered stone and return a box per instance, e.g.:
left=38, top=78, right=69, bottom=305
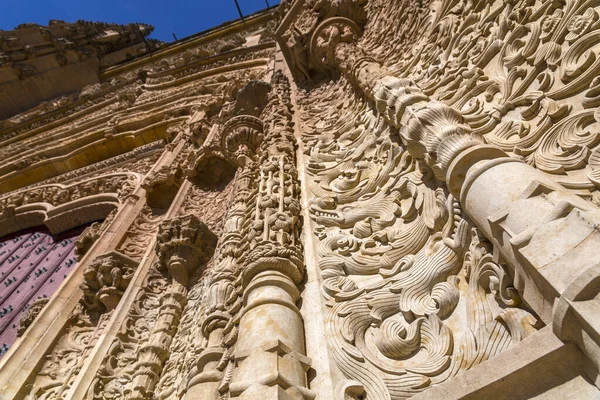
left=1, top=1, right=600, bottom=399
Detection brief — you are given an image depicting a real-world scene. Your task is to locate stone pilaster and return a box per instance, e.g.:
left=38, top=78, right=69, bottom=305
left=185, top=115, right=264, bottom=400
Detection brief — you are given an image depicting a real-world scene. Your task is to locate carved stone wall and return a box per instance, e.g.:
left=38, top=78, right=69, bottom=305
left=2, top=2, right=600, bottom=399
left=0, top=20, right=160, bottom=119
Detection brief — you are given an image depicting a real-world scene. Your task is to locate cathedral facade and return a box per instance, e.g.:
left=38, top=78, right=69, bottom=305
left=1, top=0, right=600, bottom=398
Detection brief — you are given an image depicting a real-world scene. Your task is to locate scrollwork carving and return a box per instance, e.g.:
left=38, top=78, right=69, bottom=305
left=298, top=74, right=541, bottom=398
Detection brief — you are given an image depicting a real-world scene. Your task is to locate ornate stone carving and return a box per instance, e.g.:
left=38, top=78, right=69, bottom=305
left=155, top=215, right=217, bottom=284
left=17, top=298, right=49, bottom=337
left=88, top=215, right=217, bottom=400
left=75, top=209, right=117, bottom=260
left=0, top=173, right=137, bottom=216
left=80, top=251, right=139, bottom=312
left=117, top=205, right=164, bottom=260
left=127, top=215, right=216, bottom=399
left=6, top=2, right=600, bottom=398
left=276, top=0, right=368, bottom=81
left=188, top=114, right=265, bottom=173
left=297, top=72, right=540, bottom=398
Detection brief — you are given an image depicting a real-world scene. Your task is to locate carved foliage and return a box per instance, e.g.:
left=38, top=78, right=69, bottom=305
left=360, top=0, right=600, bottom=193
left=299, top=77, right=540, bottom=399
left=117, top=205, right=164, bottom=261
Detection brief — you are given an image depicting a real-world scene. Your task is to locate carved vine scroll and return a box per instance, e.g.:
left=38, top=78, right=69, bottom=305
left=298, top=77, right=541, bottom=399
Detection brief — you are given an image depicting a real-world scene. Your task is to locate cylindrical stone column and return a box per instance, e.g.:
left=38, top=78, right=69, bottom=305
left=228, top=71, right=314, bottom=400
left=185, top=115, right=266, bottom=399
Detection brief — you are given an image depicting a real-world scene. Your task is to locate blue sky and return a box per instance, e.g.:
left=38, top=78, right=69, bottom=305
left=0, top=0, right=279, bottom=42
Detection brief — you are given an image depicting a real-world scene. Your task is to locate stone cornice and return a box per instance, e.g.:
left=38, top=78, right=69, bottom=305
left=0, top=76, right=142, bottom=143
left=100, top=8, right=277, bottom=80
left=144, top=42, right=275, bottom=84
left=143, top=53, right=274, bottom=91
left=0, top=117, right=177, bottom=193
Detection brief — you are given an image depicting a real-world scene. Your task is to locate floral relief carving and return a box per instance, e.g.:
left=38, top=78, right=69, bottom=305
left=281, top=0, right=600, bottom=197
left=0, top=173, right=138, bottom=216
left=273, top=1, right=600, bottom=394
left=22, top=283, right=121, bottom=399
left=116, top=205, right=164, bottom=261
left=369, top=0, right=600, bottom=195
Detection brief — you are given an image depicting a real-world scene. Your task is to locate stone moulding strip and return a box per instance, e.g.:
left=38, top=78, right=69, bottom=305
left=0, top=118, right=175, bottom=193
left=0, top=110, right=179, bottom=181
left=0, top=76, right=141, bottom=143
left=146, top=42, right=275, bottom=80
left=0, top=95, right=121, bottom=148
left=25, top=139, right=165, bottom=190
left=100, top=9, right=275, bottom=80
left=124, top=90, right=213, bottom=115
left=143, top=58, right=273, bottom=91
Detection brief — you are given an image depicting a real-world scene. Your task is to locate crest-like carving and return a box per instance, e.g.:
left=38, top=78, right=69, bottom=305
left=80, top=251, right=139, bottom=311
left=17, top=298, right=49, bottom=337
left=276, top=0, right=367, bottom=81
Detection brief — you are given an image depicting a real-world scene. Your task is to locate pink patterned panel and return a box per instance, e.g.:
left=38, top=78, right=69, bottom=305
left=0, top=225, right=86, bottom=358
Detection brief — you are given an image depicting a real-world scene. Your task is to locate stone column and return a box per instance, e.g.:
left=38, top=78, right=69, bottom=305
left=228, top=72, right=314, bottom=400
left=185, top=115, right=265, bottom=400
left=445, top=143, right=600, bottom=376
left=128, top=215, right=217, bottom=399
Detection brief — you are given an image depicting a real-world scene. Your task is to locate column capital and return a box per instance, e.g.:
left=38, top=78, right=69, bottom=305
left=156, top=214, right=217, bottom=285
left=80, top=250, right=138, bottom=312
